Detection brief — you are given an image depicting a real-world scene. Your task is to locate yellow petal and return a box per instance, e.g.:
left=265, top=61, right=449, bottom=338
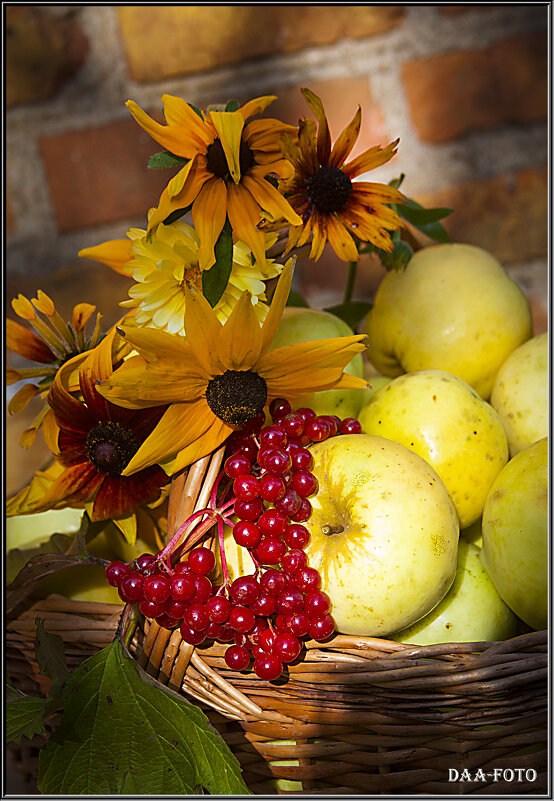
left=112, top=514, right=137, bottom=546
left=161, top=94, right=212, bottom=146
left=78, top=239, right=135, bottom=276
left=259, top=258, right=295, bottom=354
left=238, top=95, right=277, bottom=120
left=122, top=399, right=215, bottom=476
left=167, top=159, right=194, bottom=199
left=226, top=183, right=267, bottom=268
left=113, top=325, right=193, bottom=366
left=325, top=214, right=360, bottom=262
left=6, top=318, right=54, bottom=363
left=209, top=110, right=245, bottom=184
left=12, top=295, right=36, bottom=321
left=126, top=99, right=200, bottom=159
left=41, top=408, right=60, bottom=455
left=241, top=174, right=302, bottom=226
left=32, top=290, right=55, bottom=316
left=72, top=303, right=96, bottom=332
left=191, top=177, right=227, bottom=269
left=329, top=107, right=361, bottom=168
left=219, top=291, right=263, bottom=371
left=343, top=138, right=399, bottom=179
left=99, top=357, right=207, bottom=407
left=170, top=414, right=231, bottom=474
left=183, top=284, right=225, bottom=376
left=300, top=88, right=331, bottom=165
left=8, top=383, right=40, bottom=414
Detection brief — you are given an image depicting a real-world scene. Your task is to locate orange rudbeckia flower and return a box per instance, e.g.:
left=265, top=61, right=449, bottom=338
left=127, top=94, right=302, bottom=269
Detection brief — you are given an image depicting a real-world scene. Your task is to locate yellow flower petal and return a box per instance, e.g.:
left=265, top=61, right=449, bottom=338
left=241, top=173, right=302, bottom=226
left=191, top=177, right=227, bottom=270
left=329, top=107, right=361, bottom=168
left=8, top=383, right=40, bottom=414
left=226, top=183, right=267, bottom=268
left=324, top=213, right=360, bottom=262
left=238, top=95, right=277, bottom=120
left=259, top=258, right=295, bottom=354
left=12, top=295, right=36, bottom=321
left=126, top=99, right=201, bottom=159
left=72, top=303, right=96, bottom=332
left=209, top=110, right=245, bottom=185
left=167, top=159, right=195, bottom=199
left=170, top=415, right=231, bottom=475
left=32, top=290, right=55, bottom=316
left=78, top=239, right=134, bottom=276
left=219, top=291, right=263, bottom=371
left=300, top=88, right=331, bottom=165
left=343, top=138, right=399, bottom=179
left=183, top=284, right=225, bottom=376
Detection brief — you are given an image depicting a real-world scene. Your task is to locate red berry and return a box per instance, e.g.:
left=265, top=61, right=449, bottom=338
left=216, top=625, right=235, bottom=643
left=179, top=623, right=206, bottom=645
left=295, top=407, right=316, bottom=424
left=290, top=498, right=312, bottom=523
left=264, top=448, right=292, bottom=477
left=319, top=415, right=340, bottom=437
left=275, top=489, right=302, bottom=517
left=105, top=561, right=131, bottom=587
left=228, top=605, right=256, bottom=633
left=305, top=418, right=331, bottom=442
left=143, top=572, right=172, bottom=604
left=233, top=474, right=259, bottom=501
left=273, top=632, right=302, bottom=663
left=281, top=413, right=305, bottom=439
left=119, top=572, right=145, bottom=602
left=255, top=537, right=287, bottom=565
left=253, top=654, right=283, bottom=680
left=275, top=614, right=289, bottom=631
left=205, top=595, right=232, bottom=624
left=165, top=599, right=188, bottom=619
left=281, top=549, right=308, bottom=573
left=233, top=520, right=261, bottom=548
left=225, top=454, right=251, bottom=478
left=205, top=621, right=225, bottom=640
left=184, top=602, right=210, bottom=632
left=139, top=598, right=167, bottom=618
left=269, top=398, right=291, bottom=419
left=237, top=438, right=258, bottom=462
left=229, top=575, right=260, bottom=606
left=155, top=614, right=180, bottom=630
left=249, top=592, right=277, bottom=617
left=289, top=447, right=314, bottom=472
left=257, top=509, right=288, bottom=538
left=340, top=418, right=362, bottom=435
left=188, top=547, right=216, bottom=576
left=135, top=553, right=156, bottom=572
left=287, top=611, right=310, bottom=637
left=277, top=588, right=304, bottom=615
left=225, top=644, right=251, bottom=670
left=305, top=590, right=331, bottom=618
left=242, top=412, right=266, bottom=433
left=174, top=562, right=192, bottom=575
left=234, top=497, right=264, bottom=522
left=170, top=573, right=196, bottom=602
left=308, top=614, right=335, bottom=641
left=291, top=470, right=318, bottom=498
left=259, top=473, right=286, bottom=503
left=192, top=575, right=213, bottom=603
left=284, top=523, right=310, bottom=549
left=294, top=566, right=321, bottom=593
left=259, top=569, right=287, bottom=596
left=259, top=426, right=288, bottom=449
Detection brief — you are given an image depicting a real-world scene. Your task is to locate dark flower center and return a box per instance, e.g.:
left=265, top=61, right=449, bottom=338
left=306, top=165, right=353, bottom=212
left=205, top=370, right=267, bottom=426
left=86, top=422, right=139, bottom=476
left=206, top=138, right=255, bottom=180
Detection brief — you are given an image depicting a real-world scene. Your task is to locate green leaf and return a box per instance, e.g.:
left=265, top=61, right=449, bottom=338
left=377, top=239, right=413, bottom=272
left=388, top=173, right=406, bottom=190
left=37, top=640, right=250, bottom=795
left=324, top=301, right=372, bottom=329
left=202, top=219, right=234, bottom=307
left=6, top=693, right=47, bottom=744
left=161, top=206, right=192, bottom=226
left=224, top=99, right=240, bottom=112
left=415, top=219, right=451, bottom=243
left=188, top=101, right=204, bottom=120
left=34, top=617, right=68, bottom=714
left=286, top=289, right=309, bottom=308
left=148, top=151, right=189, bottom=169
left=397, top=200, right=453, bottom=227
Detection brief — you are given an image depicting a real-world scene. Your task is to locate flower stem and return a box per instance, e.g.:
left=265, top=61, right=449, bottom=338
left=343, top=260, right=358, bottom=304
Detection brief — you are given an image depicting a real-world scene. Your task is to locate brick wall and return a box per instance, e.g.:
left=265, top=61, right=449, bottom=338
left=6, top=5, right=548, bottom=319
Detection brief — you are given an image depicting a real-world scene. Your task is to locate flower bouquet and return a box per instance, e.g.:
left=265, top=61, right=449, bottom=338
left=6, top=88, right=547, bottom=795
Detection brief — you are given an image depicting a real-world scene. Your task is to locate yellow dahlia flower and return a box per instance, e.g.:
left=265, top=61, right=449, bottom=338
left=280, top=89, right=405, bottom=262
left=98, top=260, right=367, bottom=476
left=79, top=221, right=281, bottom=335
left=126, top=93, right=302, bottom=269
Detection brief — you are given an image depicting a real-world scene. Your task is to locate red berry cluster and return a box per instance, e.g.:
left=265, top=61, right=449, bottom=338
left=105, top=398, right=362, bottom=681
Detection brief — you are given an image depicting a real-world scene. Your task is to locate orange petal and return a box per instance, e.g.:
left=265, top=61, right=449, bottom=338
left=241, top=174, right=302, bottom=226
left=72, top=303, right=96, bottom=332
left=8, top=383, right=40, bottom=414
left=167, top=159, right=195, bottom=199
left=329, top=107, right=361, bottom=168
left=343, top=138, right=400, bottom=179
left=226, top=183, right=268, bottom=268
left=300, top=88, right=331, bottom=165
left=6, top=318, right=55, bottom=363
left=161, top=94, right=213, bottom=147
left=219, top=291, right=263, bottom=371
left=324, top=214, right=360, bottom=262
left=191, top=177, right=227, bottom=269
left=238, top=95, right=277, bottom=120
left=259, top=258, right=295, bottom=354
left=147, top=160, right=210, bottom=230
left=41, top=408, right=60, bottom=455
left=170, top=414, right=231, bottom=474
left=309, top=211, right=328, bottom=262
left=126, top=98, right=202, bottom=159
left=183, top=284, right=225, bottom=376
left=78, top=239, right=134, bottom=276
left=297, top=117, right=319, bottom=176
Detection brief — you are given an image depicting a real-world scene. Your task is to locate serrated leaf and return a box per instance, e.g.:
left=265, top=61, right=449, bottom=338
left=286, top=290, right=309, bottom=308
left=37, top=640, right=250, bottom=795
left=148, top=151, right=189, bottom=169
left=202, top=219, right=234, bottom=307
left=323, top=301, right=373, bottom=329
left=378, top=239, right=413, bottom=272
left=397, top=200, right=453, bottom=227
left=224, top=99, right=240, bottom=112
left=6, top=695, right=47, bottom=744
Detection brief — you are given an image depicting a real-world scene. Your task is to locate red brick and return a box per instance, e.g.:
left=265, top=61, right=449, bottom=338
left=117, top=6, right=405, bottom=82
left=268, top=77, right=390, bottom=162
left=39, top=119, right=171, bottom=232
left=402, top=31, right=547, bottom=143
left=414, top=166, right=548, bottom=265
left=440, top=6, right=497, bottom=14
left=6, top=6, right=88, bottom=108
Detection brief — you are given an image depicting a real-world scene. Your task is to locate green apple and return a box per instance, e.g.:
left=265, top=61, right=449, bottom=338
left=358, top=370, right=509, bottom=528
left=6, top=507, right=85, bottom=552
left=363, top=243, right=532, bottom=399
left=268, top=306, right=366, bottom=418
left=481, top=437, right=548, bottom=630
left=490, top=333, right=548, bottom=456
left=392, top=539, right=519, bottom=644
left=303, top=434, right=460, bottom=637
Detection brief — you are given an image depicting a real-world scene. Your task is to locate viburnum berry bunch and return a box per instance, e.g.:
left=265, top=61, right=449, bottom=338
left=105, top=397, right=362, bottom=681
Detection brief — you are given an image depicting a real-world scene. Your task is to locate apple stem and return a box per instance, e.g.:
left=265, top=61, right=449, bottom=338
left=321, top=523, right=344, bottom=535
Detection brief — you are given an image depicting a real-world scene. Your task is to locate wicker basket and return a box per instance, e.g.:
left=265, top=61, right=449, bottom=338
left=6, top=451, right=549, bottom=795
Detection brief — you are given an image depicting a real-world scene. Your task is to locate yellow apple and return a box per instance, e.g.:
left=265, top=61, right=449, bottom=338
left=303, top=434, right=460, bottom=637
left=460, top=518, right=483, bottom=548
left=490, top=333, right=548, bottom=456
left=392, top=539, right=519, bottom=645
left=480, top=437, right=548, bottom=630
left=358, top=370, right=509, bottom=528
left=363, top=243, right=532, bottom=399
left=6, top=507, right=85, bottom=552
left=268, top=306, right=366, bottom=418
